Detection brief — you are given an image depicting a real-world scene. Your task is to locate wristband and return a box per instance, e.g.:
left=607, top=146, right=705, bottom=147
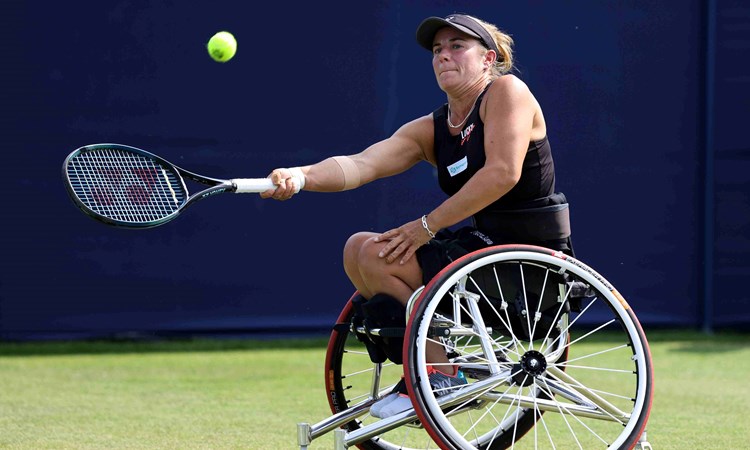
left=421, top=215, right=436, bottom=239
left=289, top=167, right=306, bottom=190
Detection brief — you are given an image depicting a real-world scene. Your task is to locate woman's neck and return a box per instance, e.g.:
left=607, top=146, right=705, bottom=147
left=446, top=79, right=491, bottom=128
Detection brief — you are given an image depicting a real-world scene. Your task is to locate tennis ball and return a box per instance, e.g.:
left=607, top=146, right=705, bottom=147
left=207, top=31, right=237, bottom=63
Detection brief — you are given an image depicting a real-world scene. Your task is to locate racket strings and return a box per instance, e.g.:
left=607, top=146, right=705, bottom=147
left=67, top=148, right=186, bottom=224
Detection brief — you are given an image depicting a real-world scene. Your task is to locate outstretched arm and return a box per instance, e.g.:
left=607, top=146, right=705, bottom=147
left=260, top=115, right=434, bottom=200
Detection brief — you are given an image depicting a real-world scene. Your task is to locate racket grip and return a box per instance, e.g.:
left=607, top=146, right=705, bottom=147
left=232, top=178, right=275, bottom=193
left=231, top=178, right=301, bottom=193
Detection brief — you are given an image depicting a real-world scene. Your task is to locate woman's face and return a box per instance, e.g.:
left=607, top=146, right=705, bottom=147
left=431, top=27, right=489, bottom=93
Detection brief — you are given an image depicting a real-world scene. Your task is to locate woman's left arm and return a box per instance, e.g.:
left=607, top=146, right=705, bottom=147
left=426, top=75, right=536, bottom=231
left=376, top=76, right=536, bottom=264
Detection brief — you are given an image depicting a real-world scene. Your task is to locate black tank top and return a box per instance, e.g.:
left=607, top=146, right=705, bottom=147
left=433, top=84, right=556, bottom=212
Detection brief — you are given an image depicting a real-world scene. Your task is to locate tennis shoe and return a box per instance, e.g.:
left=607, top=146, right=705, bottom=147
left=371, top=367, right=467, bottom=419
left=370, top=377, right=407, bottom=417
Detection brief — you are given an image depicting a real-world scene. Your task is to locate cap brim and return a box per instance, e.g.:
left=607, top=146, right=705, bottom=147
left=416, top=16, right=483, bottom=51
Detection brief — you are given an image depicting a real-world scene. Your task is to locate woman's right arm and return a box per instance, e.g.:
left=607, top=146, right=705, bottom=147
left=261, top=114, right=434, bottom=200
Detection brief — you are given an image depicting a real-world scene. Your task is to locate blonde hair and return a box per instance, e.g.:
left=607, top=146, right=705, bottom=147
left=471, top=16, right=514, bottom=77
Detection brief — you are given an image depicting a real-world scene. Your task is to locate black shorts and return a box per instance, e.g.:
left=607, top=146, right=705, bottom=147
left=415, top=226, right=574, bottom=286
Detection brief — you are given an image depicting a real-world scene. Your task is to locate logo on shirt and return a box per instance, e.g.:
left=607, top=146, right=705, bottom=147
left=447, top=156, right=468, bottom=177
left=471, top=230, right=494, bottom=245
left=460, top=123, right=475, bottom=146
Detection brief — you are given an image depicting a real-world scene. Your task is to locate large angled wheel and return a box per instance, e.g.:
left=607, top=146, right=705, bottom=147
left=404, top=245, right=653, bottom=449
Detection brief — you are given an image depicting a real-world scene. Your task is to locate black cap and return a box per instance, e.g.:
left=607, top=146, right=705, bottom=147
left=416, top=14, right=500, bottom=57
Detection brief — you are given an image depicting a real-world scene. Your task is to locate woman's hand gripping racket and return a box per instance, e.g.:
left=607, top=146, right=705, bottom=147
left=62, top=143, right=297, bottom=228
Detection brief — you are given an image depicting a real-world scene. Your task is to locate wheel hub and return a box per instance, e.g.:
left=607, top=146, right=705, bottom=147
left=512, top=350, right=548, bottom=386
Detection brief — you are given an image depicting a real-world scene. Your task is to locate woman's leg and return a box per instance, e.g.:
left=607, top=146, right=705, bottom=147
left=343, top=232, right=422, bottom=302
left=343, top=232, right=452, bottom=371
left=343, top=232, right=375, bottom=298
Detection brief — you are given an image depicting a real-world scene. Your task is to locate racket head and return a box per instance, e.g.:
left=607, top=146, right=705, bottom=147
left=62, top=143, right=189, bottom=228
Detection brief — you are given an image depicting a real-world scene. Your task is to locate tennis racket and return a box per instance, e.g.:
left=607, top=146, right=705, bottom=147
left=62, top=143, right=291, bottom=228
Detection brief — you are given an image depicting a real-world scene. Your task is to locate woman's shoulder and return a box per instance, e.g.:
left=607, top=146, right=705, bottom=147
left=401, top=113, right=435, bottom=134
left=393, top=113, right=435, bottom=151
left=487, top=74, right=531, bottom=98
left=482, top=74, right=534, bottom=114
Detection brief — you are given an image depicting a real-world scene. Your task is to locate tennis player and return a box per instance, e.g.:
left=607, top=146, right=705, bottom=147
left=261, top=13, right=574, bottom=418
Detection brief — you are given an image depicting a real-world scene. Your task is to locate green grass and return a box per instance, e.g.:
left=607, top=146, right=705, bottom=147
left=645, top=330, right=750, bottom=449
left=0, top=330, right=748, bottom=449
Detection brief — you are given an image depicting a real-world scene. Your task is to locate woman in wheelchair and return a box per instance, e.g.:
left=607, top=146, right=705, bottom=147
left=261, top=13, right=573, bottom=418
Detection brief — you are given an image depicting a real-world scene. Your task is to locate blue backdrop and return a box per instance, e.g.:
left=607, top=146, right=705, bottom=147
left=1, top=0, right=747, bottom=340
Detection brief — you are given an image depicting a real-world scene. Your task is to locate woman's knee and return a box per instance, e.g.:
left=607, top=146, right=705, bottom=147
left=356, top=235, right=385, bottom=268
left=343, top=232, right=377, bottom=267
left=357, top=238, right=412, bottom=282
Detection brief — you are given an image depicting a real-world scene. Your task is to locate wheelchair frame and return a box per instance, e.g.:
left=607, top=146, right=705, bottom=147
left=298, top=245, right=654, bottom=449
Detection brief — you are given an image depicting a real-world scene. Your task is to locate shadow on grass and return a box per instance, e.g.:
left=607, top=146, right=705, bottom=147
left=640, top=328, right=750, bottom=354
left=0, top=330, right=332, bottom=357
left=1, top=328, right=747, bottom=357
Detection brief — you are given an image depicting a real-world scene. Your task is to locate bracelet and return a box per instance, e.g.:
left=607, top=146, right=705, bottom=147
left=421, top=215, right=436, bottom=239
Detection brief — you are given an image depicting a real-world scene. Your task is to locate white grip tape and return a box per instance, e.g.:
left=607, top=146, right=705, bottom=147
left=231, top=176, right=302, bottom=194
left=232, top=178, right=277, bottom=193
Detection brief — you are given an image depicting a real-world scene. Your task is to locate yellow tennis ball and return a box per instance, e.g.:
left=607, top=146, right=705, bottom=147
left=207, top=31, right=237, bottom=63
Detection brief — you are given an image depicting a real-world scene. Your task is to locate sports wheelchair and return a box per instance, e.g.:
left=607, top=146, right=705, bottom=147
left=297, top=245, right=654, bottom=449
